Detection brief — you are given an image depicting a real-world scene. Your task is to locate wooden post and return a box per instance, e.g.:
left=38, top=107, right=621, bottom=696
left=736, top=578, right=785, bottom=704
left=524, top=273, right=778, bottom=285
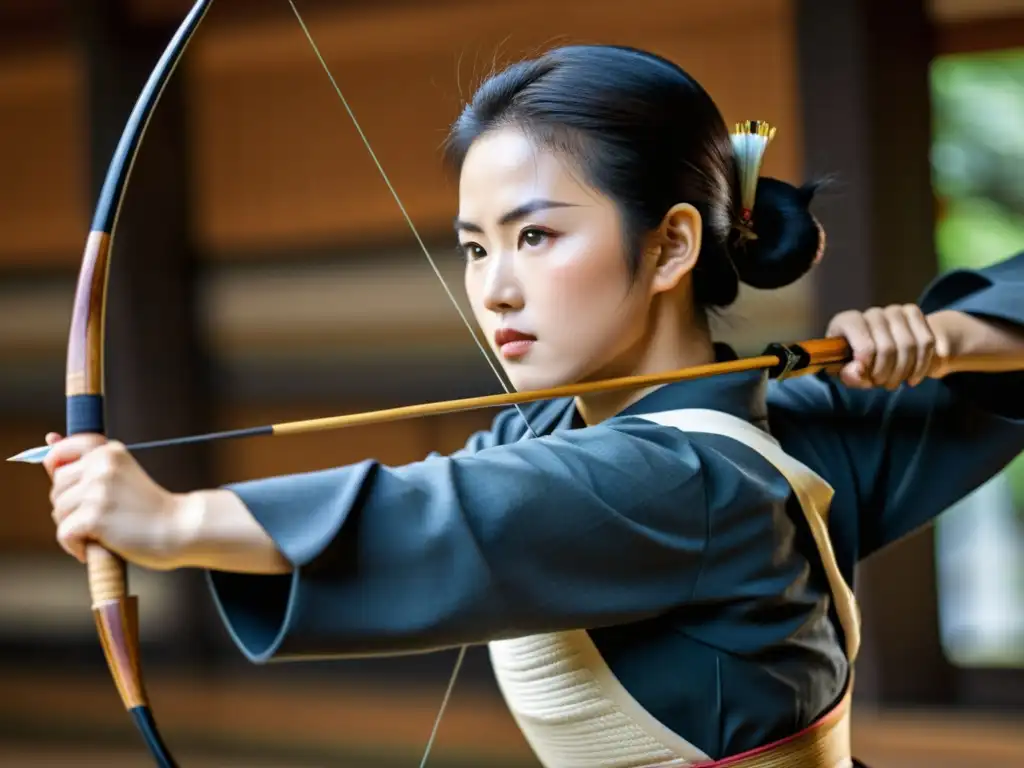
left=795, top=0, right=954, bottom=707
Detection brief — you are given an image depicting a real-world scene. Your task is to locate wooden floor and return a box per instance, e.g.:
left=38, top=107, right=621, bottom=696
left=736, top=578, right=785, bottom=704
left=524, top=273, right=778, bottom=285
left=0, top=746, right=267, bottom=767
left=1, top=734, right=1022, bottom=768
left=1, top=668, right=1021, bottom=767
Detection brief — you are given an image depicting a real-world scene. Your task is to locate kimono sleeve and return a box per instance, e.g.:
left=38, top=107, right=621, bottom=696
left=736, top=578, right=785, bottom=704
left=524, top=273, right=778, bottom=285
left=917, top=250, right=1024, bottom=420
left=204, top=419, right=710, bottom=663
left=427, top=398, right=568, bottom=460
left=771, top=250, right=1024, bottom=563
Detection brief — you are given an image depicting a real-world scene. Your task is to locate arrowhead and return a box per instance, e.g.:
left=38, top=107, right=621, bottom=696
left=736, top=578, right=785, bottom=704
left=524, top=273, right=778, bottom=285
left=6, top=445, right=50, bottom=464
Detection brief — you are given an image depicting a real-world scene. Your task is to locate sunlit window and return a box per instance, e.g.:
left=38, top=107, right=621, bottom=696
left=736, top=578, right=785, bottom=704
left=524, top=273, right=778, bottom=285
left=931, top=49, right=1024, bottom=668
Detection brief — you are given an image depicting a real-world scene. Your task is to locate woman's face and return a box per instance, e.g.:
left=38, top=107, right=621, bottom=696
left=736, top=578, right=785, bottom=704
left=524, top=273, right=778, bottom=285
left=456, top=127, right=665, bottom=392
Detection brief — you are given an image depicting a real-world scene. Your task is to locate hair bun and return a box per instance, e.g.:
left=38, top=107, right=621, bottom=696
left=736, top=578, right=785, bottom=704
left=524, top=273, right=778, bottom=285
left=730, top=177, right=823, bottom=290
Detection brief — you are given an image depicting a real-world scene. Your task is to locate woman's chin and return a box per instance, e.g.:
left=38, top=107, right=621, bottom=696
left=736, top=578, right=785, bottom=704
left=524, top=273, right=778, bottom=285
left=506, top=368, right=577, bottom=394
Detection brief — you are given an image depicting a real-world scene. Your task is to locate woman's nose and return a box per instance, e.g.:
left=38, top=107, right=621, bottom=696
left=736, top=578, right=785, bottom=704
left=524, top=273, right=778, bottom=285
left=482, top=255, right=524, bottom=312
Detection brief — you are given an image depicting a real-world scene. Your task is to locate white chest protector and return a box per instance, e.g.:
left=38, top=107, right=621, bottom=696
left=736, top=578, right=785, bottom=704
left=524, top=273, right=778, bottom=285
left=487, top=409, right=861, bottom=768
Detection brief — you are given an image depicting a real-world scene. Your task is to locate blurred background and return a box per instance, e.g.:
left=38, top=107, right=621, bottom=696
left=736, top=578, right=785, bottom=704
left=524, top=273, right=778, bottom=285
left=0, top=0, right=1022, bottom=765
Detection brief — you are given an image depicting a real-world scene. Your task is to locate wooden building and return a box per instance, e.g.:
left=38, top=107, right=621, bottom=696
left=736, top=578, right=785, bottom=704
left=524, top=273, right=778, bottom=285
left=0, top=0, right=1021, bottom=764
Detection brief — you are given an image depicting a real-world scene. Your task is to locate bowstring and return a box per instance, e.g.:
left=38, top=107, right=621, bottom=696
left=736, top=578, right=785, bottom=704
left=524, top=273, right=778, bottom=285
left=285, top=3, right=537, bottom=766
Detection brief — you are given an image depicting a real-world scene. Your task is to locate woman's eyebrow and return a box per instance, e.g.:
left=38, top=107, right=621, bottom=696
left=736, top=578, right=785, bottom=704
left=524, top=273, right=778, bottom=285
left=454, top=199, right=579, bottom=233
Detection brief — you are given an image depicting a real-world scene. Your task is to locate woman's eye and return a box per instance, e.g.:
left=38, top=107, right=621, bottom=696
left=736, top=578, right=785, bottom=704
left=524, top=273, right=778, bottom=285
left=459, top=242, right=486, bottom=261
left=519, top=228, right=551, bottom=249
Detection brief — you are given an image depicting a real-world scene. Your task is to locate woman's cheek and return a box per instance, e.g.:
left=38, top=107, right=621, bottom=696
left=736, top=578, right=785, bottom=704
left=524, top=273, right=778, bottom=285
left=544, top=245, right=610, bottom=311
left=546, top=267, right=627, bottom=365
left=539, top=274, right=593, bottom=336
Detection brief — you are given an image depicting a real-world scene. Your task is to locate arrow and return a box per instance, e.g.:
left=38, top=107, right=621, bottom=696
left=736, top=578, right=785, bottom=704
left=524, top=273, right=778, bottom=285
left=8, top=338, right=849, bottom=465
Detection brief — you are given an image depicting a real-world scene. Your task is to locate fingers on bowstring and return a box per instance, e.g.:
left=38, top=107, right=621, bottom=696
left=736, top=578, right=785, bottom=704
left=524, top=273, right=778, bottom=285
left=838, top=360, right=870, bottom=389
left=861, top=307, right=899, bottom=388
left=829, top=304, right=941, bottom=390
left=828, top=312, right=875, bottom=389
left=902, top=304, right=935, bottom=386
left=880, top=305, right=919, bottom=390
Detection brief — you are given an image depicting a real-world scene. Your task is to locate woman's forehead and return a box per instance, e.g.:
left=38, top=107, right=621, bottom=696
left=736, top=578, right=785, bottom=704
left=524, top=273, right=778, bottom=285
left=457, top=128, right=592, bottom=219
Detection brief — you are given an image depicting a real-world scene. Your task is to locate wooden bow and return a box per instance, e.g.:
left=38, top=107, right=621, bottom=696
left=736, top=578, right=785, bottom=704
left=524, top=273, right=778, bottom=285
left=44, top=1, right=516, bottom=764
left=64, top=2, right=213, bottom=766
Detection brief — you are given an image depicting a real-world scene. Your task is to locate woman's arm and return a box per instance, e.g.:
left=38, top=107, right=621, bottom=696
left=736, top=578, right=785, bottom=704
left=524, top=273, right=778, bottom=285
left=175, top=489, right=291, bottom=574
left=202, top=421, right=717, bottom=662
left=933, top=309, right=1024, bottom=375
left=46, top=397, right=560, bottom=574
left=770, top=249, right=1024, bottom=567
left=45, top=434, right=292, bottom=574
left=48, top=415, right=739, bottom=663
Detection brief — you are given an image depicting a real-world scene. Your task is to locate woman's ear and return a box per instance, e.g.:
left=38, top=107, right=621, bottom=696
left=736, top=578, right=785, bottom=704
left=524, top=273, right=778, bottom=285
left=645, top=203, right=702, bottom=295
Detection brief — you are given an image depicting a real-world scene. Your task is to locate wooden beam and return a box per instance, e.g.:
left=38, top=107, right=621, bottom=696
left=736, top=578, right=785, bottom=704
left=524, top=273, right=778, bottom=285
left=0, top=0, right=800, bottom=267
left=0, top=252, right=815, bottom=370
left=796, top=0, right=954, bottom=708
left=0, top=47, right=86, bottom=266
left=935, top=15, right=1024, bottom=54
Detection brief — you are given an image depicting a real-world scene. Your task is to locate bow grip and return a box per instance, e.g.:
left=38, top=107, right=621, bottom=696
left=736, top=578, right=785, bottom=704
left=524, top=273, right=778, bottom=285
left=87, top=545, right=128, bottom=604
left=66, top=392, right=126, bottom=605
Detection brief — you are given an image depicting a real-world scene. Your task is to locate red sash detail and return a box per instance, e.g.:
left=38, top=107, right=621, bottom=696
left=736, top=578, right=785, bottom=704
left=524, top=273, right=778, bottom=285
left=694, top=686, right=851, bottom=768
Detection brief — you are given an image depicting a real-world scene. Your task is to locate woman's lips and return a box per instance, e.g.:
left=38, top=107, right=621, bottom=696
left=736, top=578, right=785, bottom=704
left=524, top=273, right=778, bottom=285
left=494, top=328, right=537, bottom=360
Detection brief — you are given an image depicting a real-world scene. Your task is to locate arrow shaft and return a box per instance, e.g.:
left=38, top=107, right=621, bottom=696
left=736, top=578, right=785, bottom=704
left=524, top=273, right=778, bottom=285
left=10, top=338, right=852, bottom=464
left=9, top=338, right=1010, bottom=465
left=273, top=353, right=787, bottom=436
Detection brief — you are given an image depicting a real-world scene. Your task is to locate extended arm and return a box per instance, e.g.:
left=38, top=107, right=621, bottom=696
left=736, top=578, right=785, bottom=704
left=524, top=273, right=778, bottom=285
left=163, top=402, right=552, bottom=575
left=196, top=419, right=714, bottom=662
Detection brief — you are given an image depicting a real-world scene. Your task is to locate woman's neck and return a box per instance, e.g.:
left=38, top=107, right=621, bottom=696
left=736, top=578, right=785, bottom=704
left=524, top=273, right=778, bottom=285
left=575, top=298, right=715, bottom=426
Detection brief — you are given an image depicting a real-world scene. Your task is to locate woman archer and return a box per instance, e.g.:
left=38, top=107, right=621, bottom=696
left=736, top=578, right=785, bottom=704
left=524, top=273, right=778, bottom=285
left=44, top=45, right=1024, bottom=767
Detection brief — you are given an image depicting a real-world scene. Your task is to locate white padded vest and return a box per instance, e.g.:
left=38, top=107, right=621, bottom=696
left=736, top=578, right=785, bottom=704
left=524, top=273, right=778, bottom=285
left=487, top=409, right=860, bottom=768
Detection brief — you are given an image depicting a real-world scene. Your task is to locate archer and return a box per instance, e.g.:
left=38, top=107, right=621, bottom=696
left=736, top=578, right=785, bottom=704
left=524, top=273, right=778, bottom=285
left=44, top=44, right=1024, bottom=768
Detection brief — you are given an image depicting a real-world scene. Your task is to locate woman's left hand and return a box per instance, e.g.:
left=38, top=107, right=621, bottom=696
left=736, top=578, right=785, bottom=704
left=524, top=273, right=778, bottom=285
left=826, top=304, right=955, bottom=390
left=44, top=433, right=187, bottom=570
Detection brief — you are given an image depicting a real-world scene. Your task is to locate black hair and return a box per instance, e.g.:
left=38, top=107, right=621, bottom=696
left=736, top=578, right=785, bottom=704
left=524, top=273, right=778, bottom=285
left=443, top=44, right=823, bottom=310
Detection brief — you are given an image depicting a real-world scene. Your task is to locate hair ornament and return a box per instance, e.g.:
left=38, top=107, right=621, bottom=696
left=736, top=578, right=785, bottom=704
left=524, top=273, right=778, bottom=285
left=729, top=120, right=776, bottom=243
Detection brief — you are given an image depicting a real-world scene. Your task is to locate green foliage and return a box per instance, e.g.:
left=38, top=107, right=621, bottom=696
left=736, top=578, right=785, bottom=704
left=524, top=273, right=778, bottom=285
left=931, top=51, right=1024, bottom=512
left=931, top=50, right=1024, bottom=270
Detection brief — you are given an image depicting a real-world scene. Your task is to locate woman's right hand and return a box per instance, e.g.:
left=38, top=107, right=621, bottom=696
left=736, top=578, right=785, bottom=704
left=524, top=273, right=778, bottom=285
left=826, top=304, right=953, bottom=390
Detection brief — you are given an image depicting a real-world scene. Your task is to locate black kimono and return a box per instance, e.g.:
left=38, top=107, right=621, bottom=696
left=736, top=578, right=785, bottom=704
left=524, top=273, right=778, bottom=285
left=205, top=251, right=1024, bottom=760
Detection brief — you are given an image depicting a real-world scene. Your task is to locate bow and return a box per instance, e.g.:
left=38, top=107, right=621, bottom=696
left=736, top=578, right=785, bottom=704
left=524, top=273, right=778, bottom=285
left=66, top=3, right=211, bottom=766
left=53, top=0, right=526, bottom=764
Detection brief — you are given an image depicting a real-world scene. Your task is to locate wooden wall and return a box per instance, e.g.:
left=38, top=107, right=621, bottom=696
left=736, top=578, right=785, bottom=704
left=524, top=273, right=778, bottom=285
left=0, top=0, right=805, bottom=557
left=0, top=0, right=802, bottom=264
